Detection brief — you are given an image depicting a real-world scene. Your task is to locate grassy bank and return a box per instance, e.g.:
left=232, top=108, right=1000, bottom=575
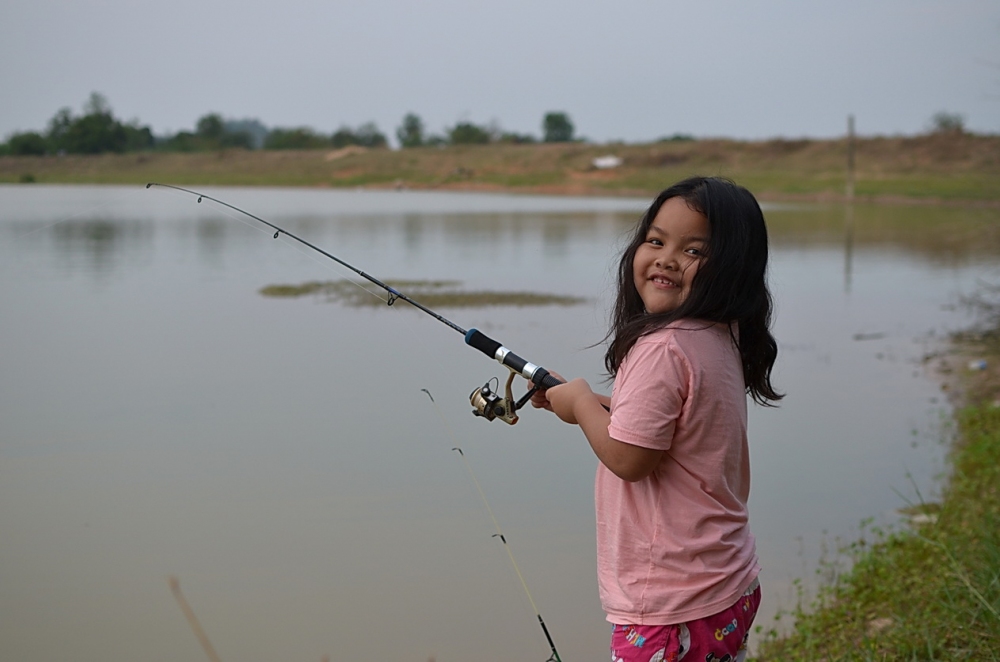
left=2, top=133, right=998, bottom=204
left=754, top=301, right=1000, bottom=659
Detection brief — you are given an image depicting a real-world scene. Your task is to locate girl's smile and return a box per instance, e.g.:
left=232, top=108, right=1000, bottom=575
left=632, top=196, right=710, bottom=314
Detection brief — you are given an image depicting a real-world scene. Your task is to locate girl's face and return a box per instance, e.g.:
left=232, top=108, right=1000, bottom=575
left=632, top=196, right=710, bottom=314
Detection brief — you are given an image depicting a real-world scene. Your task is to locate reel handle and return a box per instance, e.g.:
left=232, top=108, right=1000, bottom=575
left=465, top=329, right=563, bottom=390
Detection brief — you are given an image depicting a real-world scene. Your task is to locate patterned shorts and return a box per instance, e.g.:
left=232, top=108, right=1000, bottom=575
left=609, top=579, right=761, bottom=662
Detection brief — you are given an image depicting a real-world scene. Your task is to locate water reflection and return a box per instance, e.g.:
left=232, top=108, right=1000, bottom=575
left=195, top=217, right=229, bottom=263
left=766, top=203, right=1000, bottom=266
left=43, top=218, right=154, bottom=277
left=844, top=204, right=855, bottom=293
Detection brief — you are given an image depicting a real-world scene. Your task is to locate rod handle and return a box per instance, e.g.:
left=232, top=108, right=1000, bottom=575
left=465, top=329, right=563, bottom=390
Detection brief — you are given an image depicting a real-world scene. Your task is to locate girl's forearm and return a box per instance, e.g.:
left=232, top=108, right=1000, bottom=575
left=575, top=397, right=663, bottom=482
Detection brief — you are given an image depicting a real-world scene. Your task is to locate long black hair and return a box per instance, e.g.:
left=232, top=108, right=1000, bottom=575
left=605, top=176, right=783, bottom=406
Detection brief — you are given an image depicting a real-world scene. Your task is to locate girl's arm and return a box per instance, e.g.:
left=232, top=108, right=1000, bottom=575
left=543, top=379, right=663, bottom=482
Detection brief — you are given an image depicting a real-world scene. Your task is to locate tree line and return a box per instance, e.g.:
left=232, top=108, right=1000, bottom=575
left=0, top=92, right=578, bottom=156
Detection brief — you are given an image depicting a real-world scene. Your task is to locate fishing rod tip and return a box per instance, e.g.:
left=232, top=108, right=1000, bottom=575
left=420, top=388, right=434, bottom=402
left=145, top=183, right=152, bottom=189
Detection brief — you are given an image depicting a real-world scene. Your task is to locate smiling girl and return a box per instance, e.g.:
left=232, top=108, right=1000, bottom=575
left=531, top=176, right=782, bottom=662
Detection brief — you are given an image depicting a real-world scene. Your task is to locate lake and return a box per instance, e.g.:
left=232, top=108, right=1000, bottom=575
left=2, top=184, right=998, bottom=662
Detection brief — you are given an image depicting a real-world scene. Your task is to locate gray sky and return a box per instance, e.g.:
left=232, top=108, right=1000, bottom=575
left=2, top=0, right=998, bottom=145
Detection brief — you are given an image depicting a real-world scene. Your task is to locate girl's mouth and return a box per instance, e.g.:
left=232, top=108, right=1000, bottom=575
left=650, top=274, right=677, bottom=288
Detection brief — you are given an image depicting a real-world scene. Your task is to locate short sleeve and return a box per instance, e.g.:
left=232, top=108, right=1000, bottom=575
left=607, top=334, right=689, bottom=450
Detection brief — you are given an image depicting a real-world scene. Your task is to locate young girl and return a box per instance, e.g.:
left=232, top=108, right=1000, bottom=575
left=532, top=176, right=781, bottom=662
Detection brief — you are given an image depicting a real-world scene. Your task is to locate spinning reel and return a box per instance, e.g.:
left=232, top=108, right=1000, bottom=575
left=469, top=369, right=539, bottom=425
left=463, top=328, right=562, bottom=425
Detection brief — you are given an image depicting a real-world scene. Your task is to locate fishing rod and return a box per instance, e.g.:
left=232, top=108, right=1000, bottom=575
left=168, top=576, right=223, bottom=662
left=146, top=182, right=562, bottom=424
left=422, top=389, right=563, bottom=662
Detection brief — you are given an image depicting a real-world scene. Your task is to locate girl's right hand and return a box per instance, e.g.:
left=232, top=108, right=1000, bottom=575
left=527, top=371, right=565, bottom=412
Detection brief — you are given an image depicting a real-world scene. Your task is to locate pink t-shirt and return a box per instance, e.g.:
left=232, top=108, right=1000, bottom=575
left=599, top=321, right=760, bottom=625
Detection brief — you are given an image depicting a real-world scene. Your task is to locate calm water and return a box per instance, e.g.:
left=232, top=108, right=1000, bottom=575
left=2, top=185, right=998, bottom=662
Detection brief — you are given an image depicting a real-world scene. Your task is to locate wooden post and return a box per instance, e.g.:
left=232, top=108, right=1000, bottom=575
left=844, top=114, right=856, bottom=293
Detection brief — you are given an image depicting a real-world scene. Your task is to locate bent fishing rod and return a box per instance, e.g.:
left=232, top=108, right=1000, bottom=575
left=147, top=182, right=561, bottom=423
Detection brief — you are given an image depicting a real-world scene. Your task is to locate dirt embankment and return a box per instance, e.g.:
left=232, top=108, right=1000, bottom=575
left=927, top=293, right=1000, bottom=410
left=2, top=133, right=998, bottom=204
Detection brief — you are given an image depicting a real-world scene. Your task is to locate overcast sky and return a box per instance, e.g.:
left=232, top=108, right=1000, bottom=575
left=2, top=0, right=998, bottom=145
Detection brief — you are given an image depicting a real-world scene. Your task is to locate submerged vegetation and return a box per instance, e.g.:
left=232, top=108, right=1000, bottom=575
left=754, top=286, right=1000, bottom=660
left=259, top=279, right=587, bottom=308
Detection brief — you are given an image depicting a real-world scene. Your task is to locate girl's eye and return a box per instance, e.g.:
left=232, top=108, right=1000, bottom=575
left=647, top=238, right=663, bottom=246
left=686, top=247, right=706, bottom=257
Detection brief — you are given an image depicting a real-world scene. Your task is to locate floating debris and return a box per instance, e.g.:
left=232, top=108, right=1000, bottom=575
left=259, top=279, right=587, bottom=309
left=853, top=332, right=886, bottom=341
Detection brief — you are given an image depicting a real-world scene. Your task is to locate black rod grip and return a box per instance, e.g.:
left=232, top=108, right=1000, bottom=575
left=532, top=368, right=563, bottom=390
left=465, top=328, right=563, bottom=389
left=464, top=328, right=501, bottom=358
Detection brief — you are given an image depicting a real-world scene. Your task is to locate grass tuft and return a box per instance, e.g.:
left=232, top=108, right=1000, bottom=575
left=258, top=279, right=587, bottom=309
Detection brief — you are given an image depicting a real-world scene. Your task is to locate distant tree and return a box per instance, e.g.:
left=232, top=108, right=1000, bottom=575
left=47, top=107, right=74, bottom=151
left=498, top=131, right=536, bottom=144
left=196, top=113, right=225, bottom=141
left=328, top=123, right=388, bottom=149
left=7, top=131, right=49, bottom=155
left=122, top=122, right=155, bottom=151
left=543, top=112, right=574, bottom=143
left=355, top=122, right=388, bottom=148
left=225, top=118, right=269, bottom=149
left=221, top=131, right=253, bottom=149
left=161, top=131, right=200, bottom=152
left=657, top=133, right=696, bottom=142
left=449, top=121, right=491, bottom=145
left=83, top=92, right=112, bottom=116
left=5, top=94, right=153, bottom=155
left=331, top=126, right=359, bottom=148
left=396, top=113, right=425, bottom=148
left=179, top=112, right=252, bottom=150
left=39, top=93, right=151, bottom=154
left=62, top=110, right=128, bottom=153
left=264, top=127, right=329, bottom=150
left=928, top=111, right=966, bottom=135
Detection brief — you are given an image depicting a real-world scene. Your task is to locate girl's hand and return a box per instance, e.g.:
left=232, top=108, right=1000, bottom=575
left=545, top=378, right=596, bottom=425
left=527, top=371, right=565, bottom=412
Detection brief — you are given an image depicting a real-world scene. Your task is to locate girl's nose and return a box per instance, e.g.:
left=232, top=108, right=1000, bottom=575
left=655, top=251, right=679, bottom=269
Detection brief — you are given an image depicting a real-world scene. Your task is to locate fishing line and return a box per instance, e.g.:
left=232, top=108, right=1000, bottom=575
left=149, top=184, right=393, bottom=306
left=421, top=388, right=563, bottom=662
left=147, top=182, right=566, bottom=425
